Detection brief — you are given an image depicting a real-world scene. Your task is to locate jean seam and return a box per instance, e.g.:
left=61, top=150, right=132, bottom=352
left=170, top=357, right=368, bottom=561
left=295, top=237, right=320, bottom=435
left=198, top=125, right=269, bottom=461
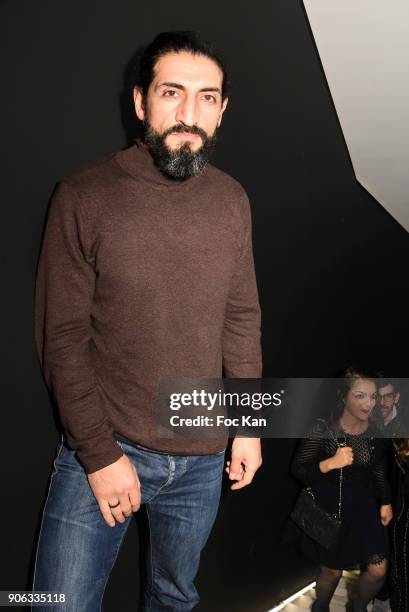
left=139, top=455, right=175, bottom=505
left=180, top=456, right=188, bottom=476
left=31, top=437, right=65, bottom=603
left=99, top=518, right=132, bottom=607
left=145, top=504, right=154, bottom=612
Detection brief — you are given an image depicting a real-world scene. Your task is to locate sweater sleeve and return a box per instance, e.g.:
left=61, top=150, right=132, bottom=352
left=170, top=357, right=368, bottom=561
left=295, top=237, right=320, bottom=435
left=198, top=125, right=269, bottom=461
left=34, top=179, right=124, bottom=474
left=291, top=421, right=328, bottom=486
left=222, top=191, right=262, bottom=379
left=372, top=439, right=391, bottom=505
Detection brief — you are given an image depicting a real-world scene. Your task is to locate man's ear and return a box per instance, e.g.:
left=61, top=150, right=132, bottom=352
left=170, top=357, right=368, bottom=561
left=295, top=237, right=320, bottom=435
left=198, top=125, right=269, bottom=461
left=395, top=392, right=401, bottom=405
left=217, top=96, right=229, bottom=128
left=133, top=87, right=145, bottom=121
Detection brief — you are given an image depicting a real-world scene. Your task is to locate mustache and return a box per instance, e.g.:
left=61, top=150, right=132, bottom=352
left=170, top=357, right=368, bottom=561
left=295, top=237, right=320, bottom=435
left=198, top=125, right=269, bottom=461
left=162, top=124, right=208, bottom=140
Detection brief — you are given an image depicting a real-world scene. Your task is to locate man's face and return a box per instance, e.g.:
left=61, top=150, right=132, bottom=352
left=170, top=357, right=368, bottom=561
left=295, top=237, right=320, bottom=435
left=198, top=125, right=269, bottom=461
left=133, top=51, right=228, bottom=179
left=378, top=383, right=400, bottom=421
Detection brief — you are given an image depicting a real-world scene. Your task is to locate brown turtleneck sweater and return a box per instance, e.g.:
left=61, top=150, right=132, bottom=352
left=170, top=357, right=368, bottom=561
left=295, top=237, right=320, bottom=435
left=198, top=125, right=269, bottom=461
left=34, top=143, right=262, bottom=474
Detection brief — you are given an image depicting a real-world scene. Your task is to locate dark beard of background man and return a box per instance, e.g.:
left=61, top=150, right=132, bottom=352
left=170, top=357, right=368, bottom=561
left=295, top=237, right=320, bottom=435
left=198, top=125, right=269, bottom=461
left=143, top=121, right=218, bottom=180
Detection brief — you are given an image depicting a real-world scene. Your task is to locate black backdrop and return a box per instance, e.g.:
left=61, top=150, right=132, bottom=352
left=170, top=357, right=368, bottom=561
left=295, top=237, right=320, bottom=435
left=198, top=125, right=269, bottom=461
left=2, top=1, right=409, bottom=610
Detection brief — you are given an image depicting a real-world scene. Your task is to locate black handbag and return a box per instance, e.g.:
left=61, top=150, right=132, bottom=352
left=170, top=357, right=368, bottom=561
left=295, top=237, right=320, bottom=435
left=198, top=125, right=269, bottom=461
left=290, top=423, right=345, bottom=550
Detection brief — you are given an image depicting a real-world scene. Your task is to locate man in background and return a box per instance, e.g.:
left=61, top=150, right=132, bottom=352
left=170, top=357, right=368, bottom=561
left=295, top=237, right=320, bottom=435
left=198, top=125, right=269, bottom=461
left=373, top=379, right=404, bottom=612
left=378, top=379, right=404, bottom=438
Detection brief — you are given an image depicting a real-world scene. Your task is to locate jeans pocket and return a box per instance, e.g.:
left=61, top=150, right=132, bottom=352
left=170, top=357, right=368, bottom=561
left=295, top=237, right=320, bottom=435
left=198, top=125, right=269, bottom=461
left=116, top=439, right=162, bottom=455
left=51, top=437, right=65, bottom=474
left=116, top=439, right=137, bottom=452
left=53, top=438, right=85, bottom=474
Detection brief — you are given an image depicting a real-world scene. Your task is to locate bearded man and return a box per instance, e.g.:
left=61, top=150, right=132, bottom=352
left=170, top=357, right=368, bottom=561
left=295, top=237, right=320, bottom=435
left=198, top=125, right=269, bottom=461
left=32, top=31, right=262, bottom=612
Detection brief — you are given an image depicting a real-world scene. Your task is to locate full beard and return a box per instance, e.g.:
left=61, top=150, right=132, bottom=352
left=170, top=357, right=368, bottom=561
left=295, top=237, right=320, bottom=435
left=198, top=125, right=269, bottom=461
left=143, top=121, right=217, bottom=181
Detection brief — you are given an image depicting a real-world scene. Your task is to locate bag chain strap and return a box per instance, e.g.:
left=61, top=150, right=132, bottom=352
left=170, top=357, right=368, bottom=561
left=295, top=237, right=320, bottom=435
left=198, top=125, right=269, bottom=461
left=327, top=425, right=347, bottom=521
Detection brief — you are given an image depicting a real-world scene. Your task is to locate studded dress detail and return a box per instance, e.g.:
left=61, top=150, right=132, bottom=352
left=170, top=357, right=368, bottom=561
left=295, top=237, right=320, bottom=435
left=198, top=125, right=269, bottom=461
left=291, top=418, right=390, bottom=570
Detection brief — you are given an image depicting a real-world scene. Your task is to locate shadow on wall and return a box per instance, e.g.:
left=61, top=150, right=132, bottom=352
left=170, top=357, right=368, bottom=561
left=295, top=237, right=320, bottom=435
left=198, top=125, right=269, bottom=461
left=120, top=45, right=145, bottom=147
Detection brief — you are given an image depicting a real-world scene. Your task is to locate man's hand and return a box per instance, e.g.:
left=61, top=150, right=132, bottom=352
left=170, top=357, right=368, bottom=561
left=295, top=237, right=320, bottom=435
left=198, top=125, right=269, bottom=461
left=380, top=504, right=393, bottom=527
left=225, top=437, right=262, bottom=490
left=87, top=454, right=141, bottom=527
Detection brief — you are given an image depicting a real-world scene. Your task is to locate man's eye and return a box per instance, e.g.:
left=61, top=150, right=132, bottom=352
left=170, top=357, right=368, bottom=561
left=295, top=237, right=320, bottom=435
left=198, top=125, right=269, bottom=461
left=163, top=90, right=178, bottom=97
left=203, top=94, right=216, bottom=103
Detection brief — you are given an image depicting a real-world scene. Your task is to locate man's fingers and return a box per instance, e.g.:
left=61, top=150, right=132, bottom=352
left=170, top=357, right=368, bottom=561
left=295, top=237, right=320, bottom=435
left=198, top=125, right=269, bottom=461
left=104, top=493, right=133, bottom=524
left=108, top=498, right=127, bottom=524
left=99, top=490, right=140, bottom=526
left=99, top=499, right=116, bottom=527
left=230, top=468, right=256, bottom=490
left=129, top=485, right=141, bottom=513
left=118, top=493, right=132, bottom=517
left=225, top=461, right=243, bottom=473
left=228, top=459, right=244, bottom=479
left=129, top=467, right=141, bottom=511
left=88, top=456, right=141, bottom=526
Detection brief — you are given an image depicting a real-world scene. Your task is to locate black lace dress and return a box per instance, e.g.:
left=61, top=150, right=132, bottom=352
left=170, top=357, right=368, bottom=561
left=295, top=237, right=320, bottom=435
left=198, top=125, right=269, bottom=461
left=291, top=418, right=391, bottom=570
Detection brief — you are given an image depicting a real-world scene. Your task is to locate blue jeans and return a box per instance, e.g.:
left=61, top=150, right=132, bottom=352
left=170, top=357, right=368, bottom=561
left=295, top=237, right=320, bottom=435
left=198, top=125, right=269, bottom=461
left=32, top=436, right=225, bottom=611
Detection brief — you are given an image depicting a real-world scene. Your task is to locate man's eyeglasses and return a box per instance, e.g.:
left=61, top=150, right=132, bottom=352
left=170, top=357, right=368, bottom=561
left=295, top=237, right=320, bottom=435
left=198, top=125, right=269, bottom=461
left=378, top=393, right=396, bottom=403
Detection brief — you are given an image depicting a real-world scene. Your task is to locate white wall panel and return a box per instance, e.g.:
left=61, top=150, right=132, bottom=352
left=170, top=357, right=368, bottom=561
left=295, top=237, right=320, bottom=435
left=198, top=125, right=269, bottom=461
left=303, top=0, right=409, bottom=231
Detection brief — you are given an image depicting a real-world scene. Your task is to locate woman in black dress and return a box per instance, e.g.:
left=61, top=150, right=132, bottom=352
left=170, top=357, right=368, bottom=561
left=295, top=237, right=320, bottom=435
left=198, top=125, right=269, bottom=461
left=390, top=438, right=409, bottom=612
left=291, top=368, right=393, bottom=611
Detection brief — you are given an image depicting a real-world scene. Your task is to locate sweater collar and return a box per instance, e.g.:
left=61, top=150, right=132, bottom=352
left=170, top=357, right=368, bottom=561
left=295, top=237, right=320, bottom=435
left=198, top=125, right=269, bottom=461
left=115, top=140, right=207, bottom=191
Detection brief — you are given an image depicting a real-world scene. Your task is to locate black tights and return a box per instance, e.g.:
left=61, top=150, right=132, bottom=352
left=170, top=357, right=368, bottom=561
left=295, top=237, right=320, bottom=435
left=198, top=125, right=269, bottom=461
left=312, top=566, right=342, bottom=611
left=353, top=560, right=387, bottom=611
left=312, top=561, right=387, bottom=612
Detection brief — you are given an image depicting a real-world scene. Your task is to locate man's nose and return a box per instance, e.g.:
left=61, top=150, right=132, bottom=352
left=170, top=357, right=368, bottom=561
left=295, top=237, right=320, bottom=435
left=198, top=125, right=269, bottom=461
left=175, top=95, right=199, bottom=127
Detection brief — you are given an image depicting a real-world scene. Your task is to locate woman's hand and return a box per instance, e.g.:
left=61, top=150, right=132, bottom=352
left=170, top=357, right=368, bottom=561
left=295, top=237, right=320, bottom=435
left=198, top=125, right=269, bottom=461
left=320, top=446, right=353, bottom=473
left=380, top=504, right=393, bottom=526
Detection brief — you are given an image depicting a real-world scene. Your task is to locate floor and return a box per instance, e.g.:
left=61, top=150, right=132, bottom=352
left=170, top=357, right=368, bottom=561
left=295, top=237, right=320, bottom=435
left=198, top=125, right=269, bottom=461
left=276, top=571, right=391, bottom=611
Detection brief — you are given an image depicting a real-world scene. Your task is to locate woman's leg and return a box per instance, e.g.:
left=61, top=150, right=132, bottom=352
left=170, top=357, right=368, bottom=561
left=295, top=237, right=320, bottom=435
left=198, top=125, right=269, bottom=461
left=353, top=559, right=388, bottom=612
left=312, top=565, right=342, bottom=611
